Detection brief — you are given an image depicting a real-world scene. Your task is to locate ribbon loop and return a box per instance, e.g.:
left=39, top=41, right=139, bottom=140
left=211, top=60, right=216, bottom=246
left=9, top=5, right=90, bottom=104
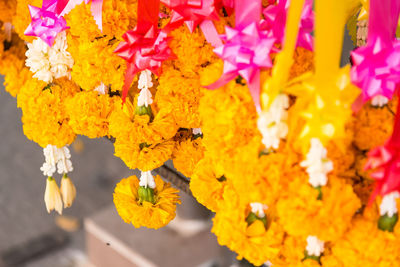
left=25, top=1, right=69, bottom=46
left=350, top=0, right=400, bottom=104
left=161, top=0, right=222, bottom=47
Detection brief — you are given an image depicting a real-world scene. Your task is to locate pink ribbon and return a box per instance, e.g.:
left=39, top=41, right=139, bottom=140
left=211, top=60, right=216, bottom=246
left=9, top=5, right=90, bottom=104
left=365, top=95, right=400, bottom=203
left=24, top=0, right=69, bottom=46
left=350, top=0, right=400, bottom=105
left=161, top=0, right=222, bottom=47
left=87, top=0, right=103, bottom=31
left=206, top=0, right=275, bottom=109
left=262, top=0, right=314, bottom=51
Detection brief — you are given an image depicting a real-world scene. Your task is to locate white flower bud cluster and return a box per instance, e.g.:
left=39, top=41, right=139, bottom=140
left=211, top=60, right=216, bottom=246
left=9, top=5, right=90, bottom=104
left=300, top=138, right=333, bottom=187
left=40, top=145, right=73, bottom=177
left=139, top=170, right=156, bottom=189
left=371, top=95, right=389, bottom=107
left=137, top=70, right=154, bottom=107
left=380, top=191, right=400, bottom=217
left=306, top=235, right=324, bottom=257
left=192, top=128, right=202, bottom=136
left=94, top=82, right=109, bottom=95
left=250, top=202, right=268, bottom=218
left=257, top=94, right=289, bottom=150
left=25, top=32, right=73, bottom=83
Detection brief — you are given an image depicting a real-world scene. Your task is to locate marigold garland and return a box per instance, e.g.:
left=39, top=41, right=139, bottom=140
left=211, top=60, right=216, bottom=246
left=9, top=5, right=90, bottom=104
left=3, top=1, right=400, bottom=266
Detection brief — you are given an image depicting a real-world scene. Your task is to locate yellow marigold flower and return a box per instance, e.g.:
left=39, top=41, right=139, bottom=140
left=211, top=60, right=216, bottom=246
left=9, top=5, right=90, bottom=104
left=172, top=135, right=204, bottom=177
left=277, top=175, right=361, bottom=242
left=325, top=212, right=400, bottom=266
left=274, top=235, right=325, bottom=267
left=326, top=136, right=356, bottom=178
left=198, top=60, right=223, bottom=86
left=212, top=185, right=285, bottom=266
left=156, top=66, right=203, bottom=128
left=190, top=155, right=226, bottom=212
left=65, top=0, right=137, bottom=41
left=353, top=98, right=396, bottom=151
left=114, top=138, right=175, bottom=171
left=113, top=175, right=180, bottom=229
left=0, top=0, right=17, bottom=22
left=227, top=142, right=301, bottom=207
left=0, top=51, right=32, bottom=97
left=0, top=30, right=30, bottom=98
left=169, top=25, right=218, bottom=76
left=17, top=77, right=79, bottom=147
left=65, top=91, right=116, bottom=138
left=66, top=32, right=125, bottom=91
left=12, top=0, right=42, bottom=42
left=199, top=81, right=259, bottom=169
left=109, top=98, right=178, bottom=144
left=288, top=47, right=315, bottom=81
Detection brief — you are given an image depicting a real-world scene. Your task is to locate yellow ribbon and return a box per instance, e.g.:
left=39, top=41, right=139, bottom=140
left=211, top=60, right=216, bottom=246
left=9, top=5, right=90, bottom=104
left=261, top=0, right=305, bottom=109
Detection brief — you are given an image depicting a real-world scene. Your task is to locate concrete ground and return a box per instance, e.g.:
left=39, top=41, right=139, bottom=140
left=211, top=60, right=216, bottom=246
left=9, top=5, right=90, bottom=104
left=0, top=75, right=132, bottom=266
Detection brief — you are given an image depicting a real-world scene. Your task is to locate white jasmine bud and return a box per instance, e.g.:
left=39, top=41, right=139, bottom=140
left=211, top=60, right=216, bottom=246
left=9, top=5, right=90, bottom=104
left=44, top=177, right=63, bottom=215
left=60, top=175, right=77, bottom=208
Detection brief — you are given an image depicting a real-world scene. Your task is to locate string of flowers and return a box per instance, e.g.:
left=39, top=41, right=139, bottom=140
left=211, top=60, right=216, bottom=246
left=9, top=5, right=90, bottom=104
left=2, top=0, right=400, bottom=265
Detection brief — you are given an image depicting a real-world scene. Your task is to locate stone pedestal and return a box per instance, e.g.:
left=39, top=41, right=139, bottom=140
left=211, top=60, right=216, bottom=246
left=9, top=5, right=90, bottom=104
left=85, top=204, right=233, bottom=267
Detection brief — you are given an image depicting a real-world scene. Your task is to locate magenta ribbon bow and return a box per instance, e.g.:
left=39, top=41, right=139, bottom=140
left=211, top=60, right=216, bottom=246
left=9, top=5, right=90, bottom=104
left=115, top=27, right=174, bottom=102
left=365, top=97, right=400, bottom=203
left=262, top=0, right=314, bottom=51
left=206, top=0, right=275, bottom=109
left=350, top=0, right=400, bottom=104
left=161, top=0, right=222, bottom=47
left=24, top=0, right=69, bottom=46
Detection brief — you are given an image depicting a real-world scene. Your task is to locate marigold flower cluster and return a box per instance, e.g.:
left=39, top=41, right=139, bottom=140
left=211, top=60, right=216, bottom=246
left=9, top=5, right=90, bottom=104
left=2, top=0, right=400, bottom=266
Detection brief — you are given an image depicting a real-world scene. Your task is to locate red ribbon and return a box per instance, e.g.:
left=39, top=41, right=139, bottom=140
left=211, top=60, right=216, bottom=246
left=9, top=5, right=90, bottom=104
left=115, top=0, right=174, bottom=103
left=161, top=0, right=222, bottom=47
left=365, top=93, right=400, bottom=203
left=205, top=0, right=274, bottom=109
left=137, top=0, right=159, bottom=34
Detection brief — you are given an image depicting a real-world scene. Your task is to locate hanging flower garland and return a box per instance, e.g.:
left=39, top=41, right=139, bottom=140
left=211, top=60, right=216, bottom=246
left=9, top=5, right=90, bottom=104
left=3, top=0, right=400, bottom=265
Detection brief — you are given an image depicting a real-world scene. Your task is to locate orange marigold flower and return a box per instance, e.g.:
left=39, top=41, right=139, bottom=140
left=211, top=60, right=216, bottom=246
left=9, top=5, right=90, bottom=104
left=190, top=155, right=226, bottom=212
left=17, top=77, right=79, bottom=147
left=277, top=174, right=361, bottom=242
left=66, top=91, right=117, bottom=138
left=212, top=185, right=285, bottom=266
left=113, top=175, right=180, bottom=229
left=353, top=98, right=396, bottom=151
